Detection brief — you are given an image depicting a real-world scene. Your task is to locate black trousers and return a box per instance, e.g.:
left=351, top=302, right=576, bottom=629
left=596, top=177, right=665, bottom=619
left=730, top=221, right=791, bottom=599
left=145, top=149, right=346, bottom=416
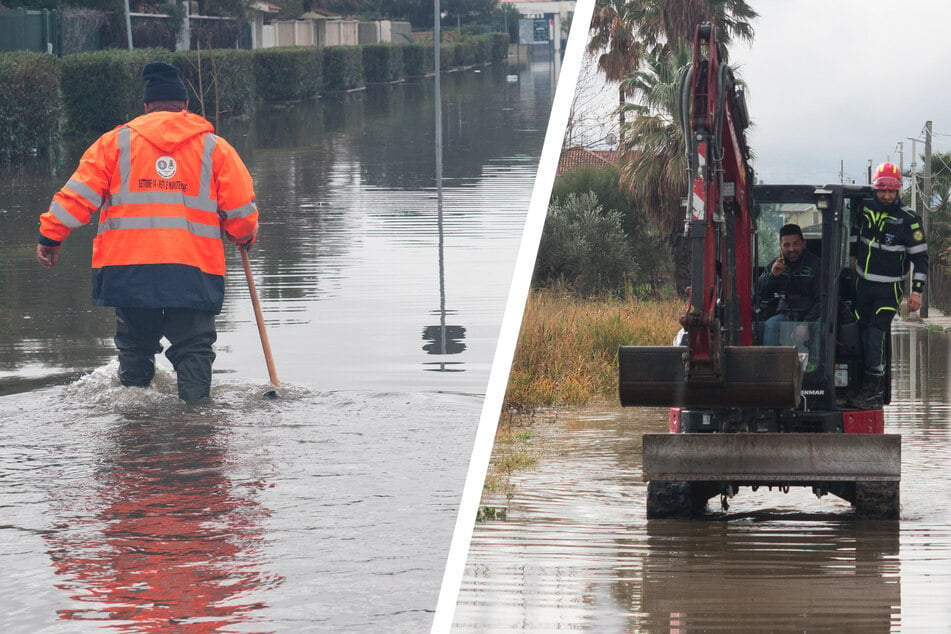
left=114, top=307, right=217, bottom=402
left=853, top=277, right=900, bottom=377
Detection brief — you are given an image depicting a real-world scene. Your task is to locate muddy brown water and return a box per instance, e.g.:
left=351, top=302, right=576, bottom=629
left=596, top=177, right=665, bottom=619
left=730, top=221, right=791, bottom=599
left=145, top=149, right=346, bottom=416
left=455, top=320, right=951, bottom=631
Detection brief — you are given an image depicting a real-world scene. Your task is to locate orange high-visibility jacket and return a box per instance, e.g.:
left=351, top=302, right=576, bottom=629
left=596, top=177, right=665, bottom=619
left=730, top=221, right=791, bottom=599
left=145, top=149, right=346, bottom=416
left=38, top=110, right=258, bottom=314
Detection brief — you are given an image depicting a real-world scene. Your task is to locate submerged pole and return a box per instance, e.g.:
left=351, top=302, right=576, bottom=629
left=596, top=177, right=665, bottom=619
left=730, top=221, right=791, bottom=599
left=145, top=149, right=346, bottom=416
left=434, top=0, right=446, bottom=359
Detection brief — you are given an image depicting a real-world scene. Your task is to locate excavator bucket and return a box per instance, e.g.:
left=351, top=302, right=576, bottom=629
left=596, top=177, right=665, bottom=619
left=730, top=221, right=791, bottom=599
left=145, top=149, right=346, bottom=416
left=642, top=433, right=901, bottom=483
left=618, top=345, right=803, bottom=409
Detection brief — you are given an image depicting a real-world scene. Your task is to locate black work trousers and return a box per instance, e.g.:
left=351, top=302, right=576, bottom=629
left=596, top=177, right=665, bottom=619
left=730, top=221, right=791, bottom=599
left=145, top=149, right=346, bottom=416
left=114, top=307, right=217, bottom=402
left=853, top=277, right=900, bottom=377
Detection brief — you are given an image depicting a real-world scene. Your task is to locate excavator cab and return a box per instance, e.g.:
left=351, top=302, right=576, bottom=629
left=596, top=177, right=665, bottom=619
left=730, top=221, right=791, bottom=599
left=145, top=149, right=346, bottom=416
left=750, top=184, right=890, bottom=417
left=621, top=185, right=888, bottom=425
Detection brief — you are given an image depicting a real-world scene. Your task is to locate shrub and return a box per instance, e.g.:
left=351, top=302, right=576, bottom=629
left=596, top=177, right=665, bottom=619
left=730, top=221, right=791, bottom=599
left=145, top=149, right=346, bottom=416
left=175, top=48, right=256, bottom=119
left=534, top=191, right=635, bottom=297
left=59, top=48, right=163, bottom=135
left=489, top=32, right=509, bottom=61
left=551, top=165, right=672, bottom=297
left=473, top=36, right=491, bottom=64
left=400, top=42, right=432, bottom=76
left=438, top=42, right=453, bottom=68
left=4, top=34, right=512, bottom=148
left=322, top=45, right=363, bottom=91
left=0, top=52, right=62, bottom=160
left=452, top=40, right=477, bottom=67
left=552, top=164, right=633, bottom=238
left=253, top=47, right=322, bottom=101
left=362, top=43, right=403, bottom=83
left=130, top=14, right=178, bottom=50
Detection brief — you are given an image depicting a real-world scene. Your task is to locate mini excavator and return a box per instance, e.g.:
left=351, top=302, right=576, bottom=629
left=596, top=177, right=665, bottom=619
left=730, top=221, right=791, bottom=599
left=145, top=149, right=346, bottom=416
left=618, top=24, right=900, bottom=519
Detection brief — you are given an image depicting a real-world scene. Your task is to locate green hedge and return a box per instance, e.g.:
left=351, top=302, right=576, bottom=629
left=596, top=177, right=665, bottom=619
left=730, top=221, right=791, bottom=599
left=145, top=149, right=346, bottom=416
left=400, top=42, right=432, bottom=77
left=176, top=48, right=256, bottom=119
left=323, top=45, right=363, bottom=91
left=253, top=47, right=323, bottom=101
left=362, top=43, right=403, bottom=84
left=0, top=33, right=511, bottom=156
left=60, top=49, right=165, bottom=136
left=59, top=48, right=256, bottom=134
left=454, top=41, right=477, bottom=67
left=0, top=52, right=62, bottom=161
left=490, top=33, right=510, bottom=61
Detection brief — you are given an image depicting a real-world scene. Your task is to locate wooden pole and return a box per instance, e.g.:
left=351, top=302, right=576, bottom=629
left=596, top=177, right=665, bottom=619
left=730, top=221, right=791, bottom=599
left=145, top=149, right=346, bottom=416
left=240, top=246, right=280, bottom=388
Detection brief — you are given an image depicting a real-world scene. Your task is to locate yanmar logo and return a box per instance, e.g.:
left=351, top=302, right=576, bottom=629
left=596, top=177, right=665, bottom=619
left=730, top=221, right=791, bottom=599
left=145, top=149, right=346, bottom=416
left=801, top=389, right=825, bottom=396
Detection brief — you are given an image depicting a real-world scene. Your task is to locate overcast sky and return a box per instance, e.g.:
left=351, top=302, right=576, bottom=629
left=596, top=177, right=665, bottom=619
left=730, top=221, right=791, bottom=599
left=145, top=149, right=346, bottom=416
left=573, top=1, right=951, bottom=186
left=729, top=0, right=951, bottom=185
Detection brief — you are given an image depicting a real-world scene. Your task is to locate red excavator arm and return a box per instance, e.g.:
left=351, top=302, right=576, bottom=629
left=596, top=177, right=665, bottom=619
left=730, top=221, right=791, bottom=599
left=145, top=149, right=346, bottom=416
left=680, top=22, right=754, bottom=378
left=618, top=23, right=801, bottom=409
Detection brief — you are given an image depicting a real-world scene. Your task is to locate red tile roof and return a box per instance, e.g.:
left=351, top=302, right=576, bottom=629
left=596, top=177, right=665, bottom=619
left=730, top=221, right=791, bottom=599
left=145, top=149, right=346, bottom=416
left=557, top=147, right=619, bottom=175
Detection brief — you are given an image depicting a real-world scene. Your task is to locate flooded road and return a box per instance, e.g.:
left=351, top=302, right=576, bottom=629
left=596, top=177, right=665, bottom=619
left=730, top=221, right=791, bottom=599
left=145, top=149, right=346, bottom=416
left=0, top=59, right=557, bottom=631
left=456, top=321, right=951, bottom=631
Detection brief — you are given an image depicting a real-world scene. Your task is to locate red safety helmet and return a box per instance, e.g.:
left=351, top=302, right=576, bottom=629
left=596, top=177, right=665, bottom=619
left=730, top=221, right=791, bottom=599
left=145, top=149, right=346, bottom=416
left=872, top=162, right=902, bottom=191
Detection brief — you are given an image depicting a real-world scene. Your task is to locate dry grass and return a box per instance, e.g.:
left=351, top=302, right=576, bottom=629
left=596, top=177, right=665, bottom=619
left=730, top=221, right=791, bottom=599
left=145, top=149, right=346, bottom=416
left=480, top=290, right=683, bottom=503
left=504, top=289, right=684, bottom=408
left=482, top=408, right=540, bottom=495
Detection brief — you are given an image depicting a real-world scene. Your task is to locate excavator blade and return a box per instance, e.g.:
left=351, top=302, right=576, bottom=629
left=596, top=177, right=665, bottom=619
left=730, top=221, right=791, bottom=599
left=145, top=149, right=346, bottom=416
left=642, top=433, right=901, bottom=482
left=618, top=345, right=802, bottom=409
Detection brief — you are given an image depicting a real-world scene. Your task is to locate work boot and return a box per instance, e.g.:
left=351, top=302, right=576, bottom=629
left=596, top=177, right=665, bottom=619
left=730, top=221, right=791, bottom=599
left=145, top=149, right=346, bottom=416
left=848, top=373, right=884, bottom=409
left=117, top=353, right=156, bottom=388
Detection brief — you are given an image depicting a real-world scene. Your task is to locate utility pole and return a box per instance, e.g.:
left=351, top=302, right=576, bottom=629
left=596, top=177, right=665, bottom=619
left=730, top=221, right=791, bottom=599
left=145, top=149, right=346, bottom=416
left=910, top=138, right=917, bottom=212
left=922, top=121, right=932, bottom=317
left=898, top=141, right=904, bottom=180
left=434, top=0, right=442, bottom=205
left=923, top=121, right=933, bottom=227
left=124, top=0, right=133, bottom=50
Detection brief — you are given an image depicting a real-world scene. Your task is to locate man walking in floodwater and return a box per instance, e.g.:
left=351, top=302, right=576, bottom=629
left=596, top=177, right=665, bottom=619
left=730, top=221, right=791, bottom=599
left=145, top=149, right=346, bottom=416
left=36, top=61, right=258, bottom=403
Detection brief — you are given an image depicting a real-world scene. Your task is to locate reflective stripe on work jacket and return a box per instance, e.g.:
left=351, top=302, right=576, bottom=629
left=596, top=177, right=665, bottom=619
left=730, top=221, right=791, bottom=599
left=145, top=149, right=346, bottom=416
left=39, top=110, right=258, bottom=312
left=850, top=204, right=928, bottom=292
left=93, top=126, right=228, bottom=276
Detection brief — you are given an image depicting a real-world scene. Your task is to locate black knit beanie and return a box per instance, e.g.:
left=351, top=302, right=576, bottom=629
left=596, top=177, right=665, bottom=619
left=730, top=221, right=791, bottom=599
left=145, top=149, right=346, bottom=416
left=142, top=61, right=188, bottom=103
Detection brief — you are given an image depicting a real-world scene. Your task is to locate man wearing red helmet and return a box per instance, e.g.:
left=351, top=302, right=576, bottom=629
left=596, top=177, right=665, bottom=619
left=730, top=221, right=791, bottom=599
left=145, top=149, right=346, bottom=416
left=848, top=162, right=928, bottom=408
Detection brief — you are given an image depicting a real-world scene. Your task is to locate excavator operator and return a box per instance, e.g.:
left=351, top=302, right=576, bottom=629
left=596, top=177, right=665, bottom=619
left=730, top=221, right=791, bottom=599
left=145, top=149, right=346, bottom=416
left=756, top=223, right=821, bottom=347
left=849, top=162, right=928, bottom=408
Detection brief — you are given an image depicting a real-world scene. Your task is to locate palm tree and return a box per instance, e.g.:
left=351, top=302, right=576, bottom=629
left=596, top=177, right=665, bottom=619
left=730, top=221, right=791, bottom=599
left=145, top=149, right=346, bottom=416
left=603, top=0, right=757, bottom=294
left=586, top=0, right=756, bottom=145
left=616, top=43, right=693, bottom=292
left=629, top=0, right=756, bottom=51
left=587, top=0, right=643, bottom=136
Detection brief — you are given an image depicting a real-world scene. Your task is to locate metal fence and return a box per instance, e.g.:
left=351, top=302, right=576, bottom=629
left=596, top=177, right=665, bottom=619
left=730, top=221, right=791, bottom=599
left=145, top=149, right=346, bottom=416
left=0, top=8, right=57, bottom=54
left=1, top=8, right=243, bottom=55
left=927, top=260, right=951, bottom=314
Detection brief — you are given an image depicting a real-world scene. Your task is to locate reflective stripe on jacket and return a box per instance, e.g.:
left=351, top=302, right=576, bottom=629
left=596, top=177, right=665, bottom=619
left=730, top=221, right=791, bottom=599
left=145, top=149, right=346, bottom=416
left=39, top=110, right=258, bottom=313
left=849, top=198, right=928, bottom=293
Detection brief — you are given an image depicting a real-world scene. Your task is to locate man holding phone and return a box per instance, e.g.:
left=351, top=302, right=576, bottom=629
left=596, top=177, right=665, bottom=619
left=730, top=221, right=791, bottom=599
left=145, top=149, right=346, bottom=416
left=757, top=223, right=821, bottom=346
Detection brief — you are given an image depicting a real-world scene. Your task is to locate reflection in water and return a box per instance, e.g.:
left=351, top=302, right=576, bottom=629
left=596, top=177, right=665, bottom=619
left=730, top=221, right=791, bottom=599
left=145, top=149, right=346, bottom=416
left=423, top=177, right=467, bottom=369
left=423, top=323, right=467, bottom=356
left=456, top=323, right=951, bottom=632
left=634, top=520, right=899, bottom=632
left=45, top=414, right=280, bottom=629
